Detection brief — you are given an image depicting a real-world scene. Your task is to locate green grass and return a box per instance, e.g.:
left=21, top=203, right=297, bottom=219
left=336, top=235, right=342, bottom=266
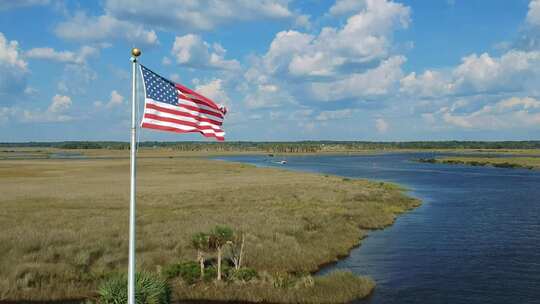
left=0, top=150, right=419, bottom=302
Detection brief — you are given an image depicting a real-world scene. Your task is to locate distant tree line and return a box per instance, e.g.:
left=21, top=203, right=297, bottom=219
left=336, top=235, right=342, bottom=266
left=2, top=140, right=540, bottom=152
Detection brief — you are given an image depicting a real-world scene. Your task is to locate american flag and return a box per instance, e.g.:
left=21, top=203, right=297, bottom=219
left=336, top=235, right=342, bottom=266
left=140, top=65, right=227, bottom=141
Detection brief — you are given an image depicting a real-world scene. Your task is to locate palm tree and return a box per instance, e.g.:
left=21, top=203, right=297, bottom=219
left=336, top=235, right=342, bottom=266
left=209, top=226, right=234, bottom=281
left=191, top=232, right=209, bottom=280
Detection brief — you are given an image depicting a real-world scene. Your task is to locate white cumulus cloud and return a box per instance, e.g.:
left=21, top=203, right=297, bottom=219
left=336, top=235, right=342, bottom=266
left=329, top=0, right=367, bottom=16
left=95, top=90, right=124, bottom=109
left=242, top=0, right=411, bottom=108
left=375, top=118, right=389, bottom=133
left=171, top=34, right=240, bottom=70
left=527, top=0, right=540, bottom=26
left=0, top=0, right=50, bottom=11
left=26, top=46, right=98, bottom=64
left=48, top=94, right=72, bottom=112
left=316, top=109, right=353, bottom=121
left=55, top=12, right=158, bottom=45
left=0, top=33, right=27, bottom=70
left=310, top=55, right=406, bottom=101
left=194, top=79, right=231, bottom=108
left=400, top=70, right=452, bottom=97
left=0, top=32, right=28, bottom=102
left=289, top=0, right=409, bottom=78
left=242, top=82, right=295, bottom=109
left=104, top=0, right=293, bottom=31
left=430, top=97, right=540, bottom=130
left=22, top=94, right=73, bottom=123
left=401, top=50, right=540, bottom=98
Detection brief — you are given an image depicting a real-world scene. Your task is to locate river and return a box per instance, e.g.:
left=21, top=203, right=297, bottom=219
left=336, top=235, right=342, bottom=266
left=216, top=153, right=540, bottom=304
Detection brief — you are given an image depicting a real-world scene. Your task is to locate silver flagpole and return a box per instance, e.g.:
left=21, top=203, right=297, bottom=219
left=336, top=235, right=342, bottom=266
left=128, top=47, right=141, bottom=304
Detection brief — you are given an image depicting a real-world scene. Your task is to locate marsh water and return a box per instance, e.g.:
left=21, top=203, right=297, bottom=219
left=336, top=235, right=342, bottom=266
left=216, top=153, right=540, bottom=304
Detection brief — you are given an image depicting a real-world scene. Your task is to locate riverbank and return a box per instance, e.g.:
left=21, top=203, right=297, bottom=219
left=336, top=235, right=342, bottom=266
left=418, top=156, right=540, bottom=170
left=0, top=150, right=419, bottom=303
left=3, top=146, right=540, bottom=161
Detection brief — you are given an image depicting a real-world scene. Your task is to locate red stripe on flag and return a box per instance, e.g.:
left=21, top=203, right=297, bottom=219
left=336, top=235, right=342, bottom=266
left=177, top=103, right=224, bottom=119
left=178, top=94, right=220, bottom=110
left=175, top=83, right=223, bottom=113
left=177, top=96, right=224, bottom=117
left=141, top=122, right=224, bottom=141
left=144, top=113, right=223, bottom=131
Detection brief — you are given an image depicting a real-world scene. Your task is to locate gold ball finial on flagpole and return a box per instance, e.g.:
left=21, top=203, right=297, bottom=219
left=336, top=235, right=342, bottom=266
left=131, top=48, right=141, bottom=57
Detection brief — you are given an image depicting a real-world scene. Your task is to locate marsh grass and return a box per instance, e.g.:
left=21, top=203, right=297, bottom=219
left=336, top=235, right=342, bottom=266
left=430, top=156, right=540, bottom=170
left=172, top=270, right=375, bottom=304
left=0, top=151, right=419, bottom=302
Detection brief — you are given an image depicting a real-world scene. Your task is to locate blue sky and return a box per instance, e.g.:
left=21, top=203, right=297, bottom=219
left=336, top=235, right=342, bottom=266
left=1, top=0, right=540, bottom=142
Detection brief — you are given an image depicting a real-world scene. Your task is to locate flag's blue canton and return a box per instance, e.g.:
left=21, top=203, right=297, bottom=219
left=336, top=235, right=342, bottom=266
left=141, top=66, right=178, bottom=105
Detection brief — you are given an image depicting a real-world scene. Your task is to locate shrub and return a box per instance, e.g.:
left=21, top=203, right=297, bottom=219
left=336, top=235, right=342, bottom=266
left=162, top=264, right=181, bottom=280
left=202, top=264, right=233, bottom=282
left=191, top=232, right=210, bottom=279
left=231, top=267, right=258, bottom=282
left=203, top=266, right=217, bottom=282
left=162, top=262, right=199, bottom=284
left=98, top=272, right=170, bottom=304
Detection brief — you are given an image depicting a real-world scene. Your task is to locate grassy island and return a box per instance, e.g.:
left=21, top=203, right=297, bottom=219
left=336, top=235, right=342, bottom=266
left=0, top=149, right=419, bottom=303
left=418, top=156, right=540, bottom=170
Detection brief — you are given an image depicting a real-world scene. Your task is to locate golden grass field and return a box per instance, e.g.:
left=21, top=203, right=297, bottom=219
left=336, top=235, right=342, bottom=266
left=0, top=149, right=420, bottom=303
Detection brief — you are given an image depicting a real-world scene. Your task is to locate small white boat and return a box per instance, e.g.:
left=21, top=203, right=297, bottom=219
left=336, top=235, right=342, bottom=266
left=279, top=160, right=287, bottom=165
